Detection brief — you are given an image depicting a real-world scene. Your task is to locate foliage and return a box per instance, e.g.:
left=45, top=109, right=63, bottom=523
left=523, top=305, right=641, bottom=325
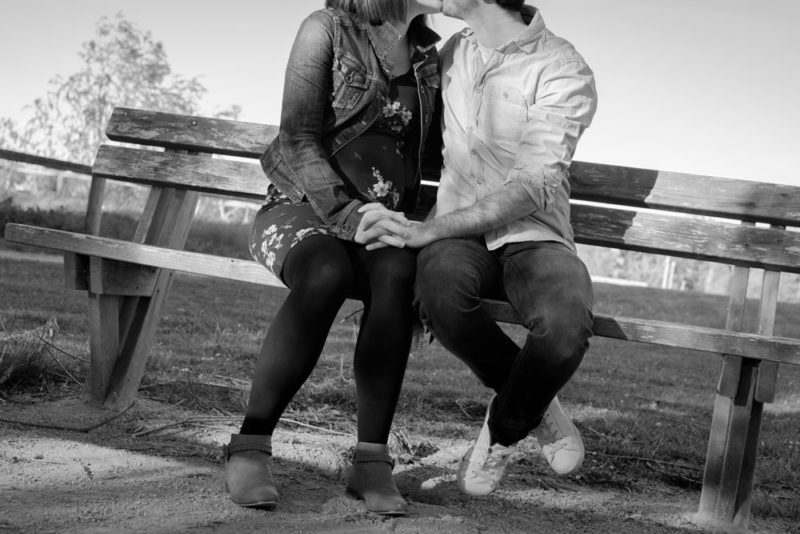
left=0, top=13, right=240, bottom=164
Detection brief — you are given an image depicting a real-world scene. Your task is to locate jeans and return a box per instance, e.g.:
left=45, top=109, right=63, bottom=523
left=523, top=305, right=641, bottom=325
left=414, top=237, right=594, bottom=444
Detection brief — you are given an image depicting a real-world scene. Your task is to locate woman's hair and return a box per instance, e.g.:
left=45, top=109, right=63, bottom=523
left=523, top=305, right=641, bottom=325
left=496, top=0, right=525, bottom=11
left=325, top=0, right=407, bottom=25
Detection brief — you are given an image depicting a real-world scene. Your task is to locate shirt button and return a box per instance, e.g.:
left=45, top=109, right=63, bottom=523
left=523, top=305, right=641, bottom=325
left=471, top=149, right=477, bottom=155
left=467, top=126, right=474, bottom=132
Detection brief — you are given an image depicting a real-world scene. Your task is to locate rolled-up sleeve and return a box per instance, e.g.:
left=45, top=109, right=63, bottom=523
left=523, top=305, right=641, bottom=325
left=506, top=58, right=597, bottom=211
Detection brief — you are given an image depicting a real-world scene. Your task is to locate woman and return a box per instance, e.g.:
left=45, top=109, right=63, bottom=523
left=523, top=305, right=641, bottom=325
left=224, top=0, right=442, bottom=516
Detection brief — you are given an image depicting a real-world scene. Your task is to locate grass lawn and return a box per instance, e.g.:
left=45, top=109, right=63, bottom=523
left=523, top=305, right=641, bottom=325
left=1, top=254, right=798, bottom=525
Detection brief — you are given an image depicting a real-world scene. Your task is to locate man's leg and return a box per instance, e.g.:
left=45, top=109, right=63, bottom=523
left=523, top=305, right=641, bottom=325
left=414, top=237, right=519, bottom=390
left=491, top=241, right=593, bottom=447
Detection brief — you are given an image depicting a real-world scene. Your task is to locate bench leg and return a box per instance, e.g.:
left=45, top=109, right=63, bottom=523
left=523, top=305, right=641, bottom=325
left=86, top=294, right=121, bottom=403
left=698, top=356, right=763, bottom=528
left=104, top=269, right=177, bottom=410
left=82, top=185, right=199, bottom=410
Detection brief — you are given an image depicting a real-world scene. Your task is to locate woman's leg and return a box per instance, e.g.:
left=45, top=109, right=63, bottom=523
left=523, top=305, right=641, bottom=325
left=349, top=246, right=417, bottom=443
left=345, top=245, right=416, bottom=515
left=240, top=234, right=355, bottom=435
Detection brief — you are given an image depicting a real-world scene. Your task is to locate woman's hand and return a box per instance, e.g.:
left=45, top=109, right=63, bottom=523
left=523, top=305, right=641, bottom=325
left=355, top=203, right=411, bottom=249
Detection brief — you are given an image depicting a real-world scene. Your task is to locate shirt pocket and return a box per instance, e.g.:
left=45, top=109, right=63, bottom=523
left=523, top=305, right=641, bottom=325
left=331, top=52, right=370, bottom=110
left=479, top=84, right=526, bottom=145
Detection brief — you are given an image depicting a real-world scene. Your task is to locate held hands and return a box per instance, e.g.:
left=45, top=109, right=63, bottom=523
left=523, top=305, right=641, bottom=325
left=355, top=203, right=412, bottom=250
left=355, top=203, right=436, bottom=251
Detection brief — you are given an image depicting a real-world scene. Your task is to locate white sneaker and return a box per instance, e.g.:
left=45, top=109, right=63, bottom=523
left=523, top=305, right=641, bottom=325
left=532, top=396, right=584, bottom=475
left=457, top=397, right=516, bottom=496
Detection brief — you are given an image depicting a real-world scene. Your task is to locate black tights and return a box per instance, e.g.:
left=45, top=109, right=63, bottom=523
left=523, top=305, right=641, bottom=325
left=240, top=235, right=417, bottom=444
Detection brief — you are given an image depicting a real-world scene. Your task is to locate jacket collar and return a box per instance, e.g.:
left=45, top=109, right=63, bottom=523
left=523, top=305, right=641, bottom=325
left=368, top=18, right=440, bottom=74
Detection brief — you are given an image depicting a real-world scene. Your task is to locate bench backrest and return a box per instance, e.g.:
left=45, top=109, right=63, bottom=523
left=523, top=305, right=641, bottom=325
left=96, top=107, right=800, bottom=276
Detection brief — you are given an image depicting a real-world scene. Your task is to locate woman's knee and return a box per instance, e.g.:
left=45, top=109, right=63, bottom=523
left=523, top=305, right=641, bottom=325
left=367, top=248, right=417, bottom=287
left=283, top=237, right=354, bottom=297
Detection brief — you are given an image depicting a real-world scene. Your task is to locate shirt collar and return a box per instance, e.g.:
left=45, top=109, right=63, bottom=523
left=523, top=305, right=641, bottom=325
left=462, top=5, right=545, bottom=55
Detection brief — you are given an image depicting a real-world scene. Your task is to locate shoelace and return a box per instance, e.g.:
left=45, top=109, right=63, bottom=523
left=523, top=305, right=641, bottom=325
left=542, top=438, right=570, bottom=455
left=467, top=446, right=514, bottom=482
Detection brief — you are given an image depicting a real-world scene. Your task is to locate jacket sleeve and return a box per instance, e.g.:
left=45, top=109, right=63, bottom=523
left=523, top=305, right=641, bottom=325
left=505, top=57, right=597, bottom=212
left=276, top=11, right=364, bottom=240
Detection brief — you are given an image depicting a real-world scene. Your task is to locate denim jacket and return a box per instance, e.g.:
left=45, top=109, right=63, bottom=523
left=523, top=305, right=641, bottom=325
left=259, top=7, right=441, bottom=240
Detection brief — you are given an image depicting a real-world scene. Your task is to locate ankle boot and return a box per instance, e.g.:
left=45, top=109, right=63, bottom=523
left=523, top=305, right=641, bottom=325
left=224, top=433, right=279, bottom=509
left=345, top=442, right=407, bottom=516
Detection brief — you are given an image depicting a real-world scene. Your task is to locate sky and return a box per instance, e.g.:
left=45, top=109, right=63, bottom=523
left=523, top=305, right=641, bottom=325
left=1, top=0, right=799, bottom=186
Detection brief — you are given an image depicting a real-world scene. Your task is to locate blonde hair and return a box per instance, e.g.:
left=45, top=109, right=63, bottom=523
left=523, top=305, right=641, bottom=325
left=326, top=0, right=407, bottom=24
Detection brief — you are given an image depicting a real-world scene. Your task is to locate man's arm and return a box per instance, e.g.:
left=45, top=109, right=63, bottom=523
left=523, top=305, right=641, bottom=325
left=401, top=55, right=597, bottom=250
left=399, top=181, right=533, bottom=248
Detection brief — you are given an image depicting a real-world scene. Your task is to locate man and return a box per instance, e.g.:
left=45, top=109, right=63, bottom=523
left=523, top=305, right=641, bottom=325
left=360, top=0, right=596, bottom=495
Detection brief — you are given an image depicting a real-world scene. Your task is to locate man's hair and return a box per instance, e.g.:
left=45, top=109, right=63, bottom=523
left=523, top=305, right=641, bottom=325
left=496, top=0, right=525, bottom=12
left=326, top=0, right=406, bottom=24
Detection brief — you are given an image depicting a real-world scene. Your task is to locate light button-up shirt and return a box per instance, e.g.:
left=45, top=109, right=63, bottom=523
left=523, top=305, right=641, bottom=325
left=436, top=6, right=597, bottom=251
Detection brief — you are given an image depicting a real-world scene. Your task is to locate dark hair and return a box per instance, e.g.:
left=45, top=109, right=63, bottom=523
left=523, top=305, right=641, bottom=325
left=496, top=0, right=525, bottom=12
left=326, top=0, right=407, bottom=24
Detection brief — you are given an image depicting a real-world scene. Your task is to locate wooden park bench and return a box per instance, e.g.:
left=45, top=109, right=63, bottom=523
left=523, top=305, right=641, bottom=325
left=4, top=107, right=800, bottom=528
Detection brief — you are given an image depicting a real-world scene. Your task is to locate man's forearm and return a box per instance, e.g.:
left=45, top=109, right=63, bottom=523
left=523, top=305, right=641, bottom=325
left=420, top=181, right=535, bottom=243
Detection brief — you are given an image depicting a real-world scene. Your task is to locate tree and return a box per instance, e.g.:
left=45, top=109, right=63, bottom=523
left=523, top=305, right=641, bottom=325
left=0, top=13, right=240, bottom=164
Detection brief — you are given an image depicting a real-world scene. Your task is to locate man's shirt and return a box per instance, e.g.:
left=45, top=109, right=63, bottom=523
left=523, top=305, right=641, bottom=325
left=436, top=7, right=597, bottom=251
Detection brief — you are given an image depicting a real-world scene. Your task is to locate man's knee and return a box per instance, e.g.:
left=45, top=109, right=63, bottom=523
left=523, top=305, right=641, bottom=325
left=528, top=303, right=593, bottom=368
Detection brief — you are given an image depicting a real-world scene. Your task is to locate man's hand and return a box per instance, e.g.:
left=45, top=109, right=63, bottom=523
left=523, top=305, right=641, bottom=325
left=364, top=219, right=437, bottom=250
left=355, top=203, right=411, bottom=249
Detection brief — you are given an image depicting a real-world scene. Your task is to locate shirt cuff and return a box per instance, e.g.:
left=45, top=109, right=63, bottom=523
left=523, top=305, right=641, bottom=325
left=505, top=168, right=558, bottom=213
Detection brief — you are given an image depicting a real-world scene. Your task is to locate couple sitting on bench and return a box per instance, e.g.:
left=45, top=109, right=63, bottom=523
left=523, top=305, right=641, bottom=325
left=224, top=0, right=595, bottom=515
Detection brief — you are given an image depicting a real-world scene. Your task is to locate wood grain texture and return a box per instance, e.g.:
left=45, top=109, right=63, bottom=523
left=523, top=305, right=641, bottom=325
left=570, top=205, right=800, bottom=272
left=5, top=223, right=283, bottom=288
left=92, top=145, right=267, bottom=201
left=104, top=107, right=277, bottom=158
left=569, top=161, right=800, bottom=226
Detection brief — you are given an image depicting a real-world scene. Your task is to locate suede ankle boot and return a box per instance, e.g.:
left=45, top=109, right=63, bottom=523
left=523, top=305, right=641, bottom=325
left=345, top=442, right=407, bottom=516
left=224, top=433, right=279, bottom=509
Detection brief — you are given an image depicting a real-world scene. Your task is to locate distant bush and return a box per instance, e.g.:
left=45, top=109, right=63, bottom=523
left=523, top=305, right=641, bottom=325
left=186, top=219, right=251, bottom=259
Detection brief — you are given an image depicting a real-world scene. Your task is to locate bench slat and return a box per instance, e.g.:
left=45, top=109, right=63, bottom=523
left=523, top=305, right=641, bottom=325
left=6, top=223, right=800, bottom=367
left=572, top=204, right=800, bottom=274
left=90, top=146, right=800, bottom=273
left=93, top=145, right=267, bottom=201
left=482, top=299, right=800, bottom=367
left=570, top=162, right=800, bottom=226
left=4, top=223, right=282, bottom=288
left=105, top=108, right=800, bottom=225
left=105, top=108, right=276, bottom=158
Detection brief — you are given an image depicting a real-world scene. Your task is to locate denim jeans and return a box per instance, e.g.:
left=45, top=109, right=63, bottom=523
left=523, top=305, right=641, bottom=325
left=414, top=237, right=594, bottom=444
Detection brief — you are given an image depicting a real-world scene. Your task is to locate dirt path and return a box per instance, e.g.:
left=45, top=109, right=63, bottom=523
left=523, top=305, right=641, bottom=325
left=0, top=395, right=788, bottom=534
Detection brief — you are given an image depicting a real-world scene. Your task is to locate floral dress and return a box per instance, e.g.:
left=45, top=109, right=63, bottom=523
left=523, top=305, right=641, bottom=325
left=250, top=70, right=421, bottom=279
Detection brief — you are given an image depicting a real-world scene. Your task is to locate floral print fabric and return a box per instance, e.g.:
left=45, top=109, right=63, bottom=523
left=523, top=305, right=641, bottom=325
left=250, top=71, right=420, bottom=279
